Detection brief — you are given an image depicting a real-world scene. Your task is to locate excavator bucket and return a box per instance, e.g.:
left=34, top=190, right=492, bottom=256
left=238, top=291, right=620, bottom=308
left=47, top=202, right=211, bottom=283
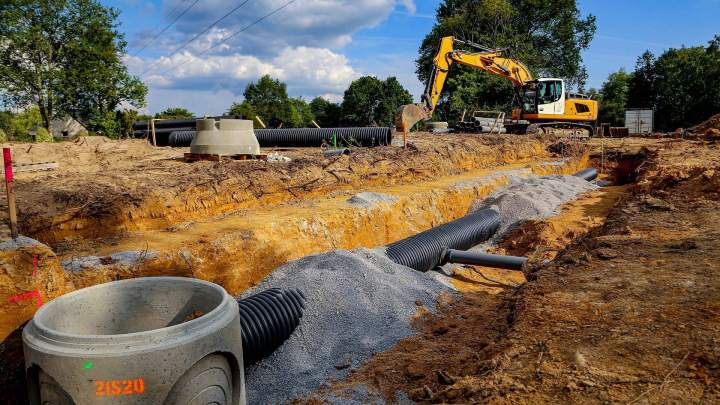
left=395, top=103, right=431, bottom=133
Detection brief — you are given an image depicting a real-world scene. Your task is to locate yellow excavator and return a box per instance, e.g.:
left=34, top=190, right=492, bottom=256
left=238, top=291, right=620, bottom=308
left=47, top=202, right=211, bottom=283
left=396, top=36, right=598, bottom=136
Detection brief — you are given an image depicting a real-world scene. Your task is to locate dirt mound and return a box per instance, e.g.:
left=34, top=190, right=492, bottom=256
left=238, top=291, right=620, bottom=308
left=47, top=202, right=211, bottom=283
left=691, top=112, right=720, bottom=134
left=317, top=142, right=720, bottom=404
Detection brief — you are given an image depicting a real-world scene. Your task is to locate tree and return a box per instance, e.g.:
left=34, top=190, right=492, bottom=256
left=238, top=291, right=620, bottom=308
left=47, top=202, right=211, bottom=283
left=598, top=69, right=631, bottom=126
left=310, top=97, right=342, bottom=127
left=290, top=98, right=315, bottom=127
left=341, top=76, right=413, bottom=126
left=242, top=75, right=295, bottom=127
left=416, top=0, right=595, bottom=116
left=0, top=0, right=147, bottom=135
left=621, top=37, right=720, bottom=130
left=155, top=107, right=194, bottom=119
left=227, top=101, right=257, bottom=123
left=627, top=51, right=656, bottom=109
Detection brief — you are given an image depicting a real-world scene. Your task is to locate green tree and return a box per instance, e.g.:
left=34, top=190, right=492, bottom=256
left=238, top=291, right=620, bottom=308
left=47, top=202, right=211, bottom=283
left=227, top=101, right=257, bottom=125
left=341, top=76, right=413, bottom=126
left=0, top=0, right=147, bottom=135
left=242, top=75, right=295, bottom=127
left=623, top=37, right=720, bottom=130
left=627, top=51, right=656, bottom=109
left=598, top=69, right=631, bottom=126
left=7, top=107, right=42, bottom=140
left=416, top=0, right=595, bottom=116
left=155, top=107, right=194, bottom=119
left=309, top=97, right=342, bottom=127
left=290, top=98, right=315, bottom=127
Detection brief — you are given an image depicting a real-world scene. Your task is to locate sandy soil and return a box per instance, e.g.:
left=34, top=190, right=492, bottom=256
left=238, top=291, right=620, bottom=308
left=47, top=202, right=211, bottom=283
left=316, top=139, right=720, bottom=404
left=0, top=133, right=557, bottom=245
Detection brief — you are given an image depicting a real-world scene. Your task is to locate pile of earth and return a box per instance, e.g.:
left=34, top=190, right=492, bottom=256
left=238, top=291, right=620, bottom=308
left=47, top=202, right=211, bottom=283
left=691, top=112, right=720, bottom=135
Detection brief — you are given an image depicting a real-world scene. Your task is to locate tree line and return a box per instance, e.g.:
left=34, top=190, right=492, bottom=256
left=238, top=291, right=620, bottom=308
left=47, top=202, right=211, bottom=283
left=134, top=74, right=412, bottom=130
left=595, top=36, right=720, bottom=130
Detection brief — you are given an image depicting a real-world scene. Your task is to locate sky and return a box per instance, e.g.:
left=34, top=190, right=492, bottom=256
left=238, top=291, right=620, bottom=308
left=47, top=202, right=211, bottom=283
left=107, top=0, right=720, bottom=115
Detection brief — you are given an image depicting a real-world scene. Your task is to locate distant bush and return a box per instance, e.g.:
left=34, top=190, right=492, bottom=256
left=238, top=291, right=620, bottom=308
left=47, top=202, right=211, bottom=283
left=0, top=129, right=7, bottom=142
left=35, top=127, right=53, bottom=142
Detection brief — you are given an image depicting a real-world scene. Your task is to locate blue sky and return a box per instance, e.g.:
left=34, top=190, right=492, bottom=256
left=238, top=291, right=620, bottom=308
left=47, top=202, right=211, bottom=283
left=107, top=0, right=720, bottom=115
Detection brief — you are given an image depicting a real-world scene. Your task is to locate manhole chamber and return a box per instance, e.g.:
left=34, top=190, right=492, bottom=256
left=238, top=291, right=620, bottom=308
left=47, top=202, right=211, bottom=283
left=22, top=277, right=245, bottom=404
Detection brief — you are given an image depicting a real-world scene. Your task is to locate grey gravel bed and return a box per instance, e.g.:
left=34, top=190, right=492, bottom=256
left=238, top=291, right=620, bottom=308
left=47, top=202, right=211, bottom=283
left=241, top=173, right=598, bottom=404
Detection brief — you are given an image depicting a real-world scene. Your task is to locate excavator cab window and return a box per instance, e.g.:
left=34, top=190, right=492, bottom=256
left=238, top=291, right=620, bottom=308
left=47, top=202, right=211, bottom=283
left=537, top=80, right=563, bottom=105
left=522, top=91, right=537, bottom=113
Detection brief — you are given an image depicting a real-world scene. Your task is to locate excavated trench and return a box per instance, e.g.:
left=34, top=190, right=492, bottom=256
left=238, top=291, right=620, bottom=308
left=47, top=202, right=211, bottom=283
left=0, top=141, right=649, bottom=402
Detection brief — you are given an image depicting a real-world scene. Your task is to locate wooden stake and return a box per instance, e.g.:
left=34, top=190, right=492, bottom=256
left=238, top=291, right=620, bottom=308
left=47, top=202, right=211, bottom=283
left=3, top=148, right=18, bottom=239
left=150, top=119, right=157, bottom=147
left=311, top=119, right=321, bottom=128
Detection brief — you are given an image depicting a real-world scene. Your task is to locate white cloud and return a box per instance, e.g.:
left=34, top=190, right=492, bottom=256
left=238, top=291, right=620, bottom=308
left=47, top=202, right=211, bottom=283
left=126, top=0, right=418, bottom=113
left=399, top=0, right=416, bottom=14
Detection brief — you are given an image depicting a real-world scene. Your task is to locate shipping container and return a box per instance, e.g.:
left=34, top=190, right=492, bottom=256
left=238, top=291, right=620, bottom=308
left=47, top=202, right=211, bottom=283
left=625, top=109, right=653, bottom=134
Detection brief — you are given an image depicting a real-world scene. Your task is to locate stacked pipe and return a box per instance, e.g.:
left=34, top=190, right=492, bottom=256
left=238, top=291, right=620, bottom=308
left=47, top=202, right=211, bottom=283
left=455, top=117, right=507, bottom=134
left=237, top=288, right=306, bottom=365
left=386, top=208, right=501, bottom=272
left=165, top=127, right=393, bottom=148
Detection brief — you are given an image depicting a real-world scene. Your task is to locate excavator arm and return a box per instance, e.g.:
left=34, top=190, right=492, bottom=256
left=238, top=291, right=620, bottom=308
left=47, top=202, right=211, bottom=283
left=396, top=36, right=534, bottom=132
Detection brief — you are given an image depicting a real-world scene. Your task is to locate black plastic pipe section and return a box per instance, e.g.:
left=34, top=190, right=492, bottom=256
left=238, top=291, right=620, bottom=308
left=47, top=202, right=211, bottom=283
left=323, top=148, right=352, bottom=158
left=386, top=208, right=501, bottom=272
left=255, top=127, right=392, bottom=147
left=160, top=127, right=392, bottom=148
left=573, top=167, right=598, bottom=181
left=237, top=288, right=305, bottom=365
left=442, top=249, right=527, bottom=270
left=169, top=130, right=196, bottom=147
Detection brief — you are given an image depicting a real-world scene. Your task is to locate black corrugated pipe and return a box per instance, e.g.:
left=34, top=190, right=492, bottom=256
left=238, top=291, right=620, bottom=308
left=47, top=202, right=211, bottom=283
left=158, top=127, right=392, bottom=148
left=386, top=208, right=501, bottom=272
left=573, top=168, right=598, bottom=181
left=254, top=127, right=391, bottom=147
left=169, top=130, right=196, bottom=147
left=237, top=288, right=305, bottom=365
left=441, top=249, right=527, bottom=270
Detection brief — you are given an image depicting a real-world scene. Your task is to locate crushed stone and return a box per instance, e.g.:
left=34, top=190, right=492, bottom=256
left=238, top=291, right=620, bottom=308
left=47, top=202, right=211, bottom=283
left=471, top=173, right=597, bottom=237
left=243, top=172, right=597, bottom=403
left=346, top=191, right=398, bottom=208
left=242, top=247, right=452, bottom=404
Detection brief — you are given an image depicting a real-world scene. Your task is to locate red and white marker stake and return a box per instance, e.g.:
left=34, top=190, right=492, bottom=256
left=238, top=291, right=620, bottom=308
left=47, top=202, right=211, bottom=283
left=3, top=147, right=18, bottom=239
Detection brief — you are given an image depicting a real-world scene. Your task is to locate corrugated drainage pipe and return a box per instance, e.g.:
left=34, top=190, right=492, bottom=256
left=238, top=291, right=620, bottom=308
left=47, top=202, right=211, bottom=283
left=386, top=208, right=501, bottom=272
left=442, top=249, right=527, bottom=270
left=255, top=127, right=392, bottom=147
left=169, top=130, right=197, bottom=147
left=573, top=167, right=598, bottom=181
left=162, top=128, right=392, bottom=148
left=237, top=288, right=305, bottom=365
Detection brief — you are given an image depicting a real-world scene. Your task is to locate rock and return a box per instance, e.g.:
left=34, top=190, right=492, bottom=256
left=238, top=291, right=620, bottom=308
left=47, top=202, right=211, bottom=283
left=405, top=364, right=426, bottom=380
left=334, top=356, right=352, bottom=370
left=641, top=195, right=675, bottom=211
left=436, top=370, right=455, bottom=385
left=415, top=299, right=423, bottom=306
left=595, top=248, right=618, bottom=260
left=433, top=326, right=449, bottom=336
left=574, top=351, right=588, bottom=369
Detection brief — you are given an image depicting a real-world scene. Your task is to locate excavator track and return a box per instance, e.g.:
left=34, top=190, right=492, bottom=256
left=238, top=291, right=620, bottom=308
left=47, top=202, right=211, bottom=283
left=525, top=122, right=594, bottom=139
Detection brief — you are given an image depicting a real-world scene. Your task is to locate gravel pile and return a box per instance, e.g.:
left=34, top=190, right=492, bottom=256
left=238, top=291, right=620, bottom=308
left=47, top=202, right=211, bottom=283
left=242, top=248, right=452, bottom=404
left=242, top=172, right=597, bottom=403
left=471, top=174, right=597, bottom=237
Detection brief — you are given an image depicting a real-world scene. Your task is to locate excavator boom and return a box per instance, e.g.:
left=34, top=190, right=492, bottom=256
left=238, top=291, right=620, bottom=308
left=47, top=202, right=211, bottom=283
left=396, top=36, right=533, bottom=132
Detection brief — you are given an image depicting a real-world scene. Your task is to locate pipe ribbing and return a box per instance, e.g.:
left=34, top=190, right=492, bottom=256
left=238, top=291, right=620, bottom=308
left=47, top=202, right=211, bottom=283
left=386, top=208, right=501, bottom=272
left=255, top=127, right=392, bottom=147
left=573, top=168, right=598, bottom=181
left=442, top=249, right=527, bottom=270
left=237, top=288, right=305, bottom=365
left=159, top=127, right=392, bottom=148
